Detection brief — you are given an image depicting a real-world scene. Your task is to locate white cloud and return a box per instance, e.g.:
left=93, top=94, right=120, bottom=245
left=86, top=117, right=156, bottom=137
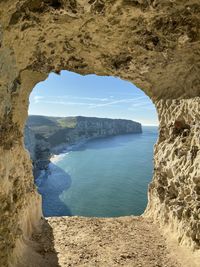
left=89, top=96, right=147, bottom=108
left=35, top=99, right=96, bottom=106
left=31, top=94, right=153, bottom=111
left=73, top=96, right=109, bottom=102
left=33, top=95, right=110, bottom=103
left=33, top=96, right=44, bottom=103
left=128, top=101, right=156, bottom=110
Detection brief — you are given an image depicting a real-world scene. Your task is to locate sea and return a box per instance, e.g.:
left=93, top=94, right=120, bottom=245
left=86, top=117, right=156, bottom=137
left=35, top=126, right=158, bottom=217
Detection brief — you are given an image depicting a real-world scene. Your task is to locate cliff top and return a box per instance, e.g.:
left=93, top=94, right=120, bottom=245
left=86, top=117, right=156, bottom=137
left=26, top=115, right=141, bottom=139
left=27, top=115, right=140, bottom=127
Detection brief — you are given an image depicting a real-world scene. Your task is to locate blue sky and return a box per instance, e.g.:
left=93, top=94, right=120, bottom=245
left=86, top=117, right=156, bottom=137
left=29, top=71, right=158, bottom=126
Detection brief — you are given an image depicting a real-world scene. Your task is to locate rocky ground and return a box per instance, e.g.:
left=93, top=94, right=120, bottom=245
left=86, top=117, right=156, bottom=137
left=17, top=216, right=184, bottom=267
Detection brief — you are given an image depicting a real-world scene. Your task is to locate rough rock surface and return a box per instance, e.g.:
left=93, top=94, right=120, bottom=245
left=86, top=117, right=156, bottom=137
left=16, top=216, right=183, bottom=267
left=0, top=0, right=200, bottom=266
left=146, top=98, right=200, bottom=248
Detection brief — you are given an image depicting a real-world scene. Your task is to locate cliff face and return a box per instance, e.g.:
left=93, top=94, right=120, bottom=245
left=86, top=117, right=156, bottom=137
left=0, top=0, right=200, bottom=266
left=24, top=126, right=37, bottom=161
left=25, top=115, right=142, bottom=171
left=69, top=116, right=142, bottom=142
left=24, top=126, right=50, bottom=174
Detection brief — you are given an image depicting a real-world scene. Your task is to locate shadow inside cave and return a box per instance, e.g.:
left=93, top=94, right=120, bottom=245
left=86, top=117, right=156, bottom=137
left=27, top=218, right=61, bottom=267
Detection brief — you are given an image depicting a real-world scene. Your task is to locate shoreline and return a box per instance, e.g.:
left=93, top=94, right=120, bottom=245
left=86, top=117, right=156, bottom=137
left=35, top=127, right=158, bottom=176
left=49, top=129, right=151, bottom=165
left=50, top=138, right=89, bottom=164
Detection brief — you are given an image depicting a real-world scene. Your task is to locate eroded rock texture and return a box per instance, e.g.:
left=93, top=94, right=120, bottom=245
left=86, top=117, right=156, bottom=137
left=0, top=0, right=200, bottom=266
left=146, top=98, right=200, bottom=248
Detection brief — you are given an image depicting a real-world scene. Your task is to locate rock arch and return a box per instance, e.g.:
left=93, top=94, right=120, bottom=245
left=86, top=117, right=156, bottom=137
left=0, top=0, right=199, bottom=266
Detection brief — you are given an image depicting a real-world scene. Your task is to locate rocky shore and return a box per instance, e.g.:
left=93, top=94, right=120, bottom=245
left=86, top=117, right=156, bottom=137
left=24, top=115, right=142, bottom=175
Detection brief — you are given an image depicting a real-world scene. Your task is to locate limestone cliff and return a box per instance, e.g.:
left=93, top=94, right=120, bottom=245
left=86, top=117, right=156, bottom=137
left=24, top=126, right=37, bottom=162
left=25, top=115, right=142, bottom=172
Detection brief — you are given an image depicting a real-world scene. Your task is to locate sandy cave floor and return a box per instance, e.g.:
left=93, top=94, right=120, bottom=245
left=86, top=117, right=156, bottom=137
left=16, top=216, right=187, bottom=267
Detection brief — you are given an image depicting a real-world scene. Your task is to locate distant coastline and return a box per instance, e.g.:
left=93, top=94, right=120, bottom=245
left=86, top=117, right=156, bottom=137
left=24, top=115, right=142, bottom=175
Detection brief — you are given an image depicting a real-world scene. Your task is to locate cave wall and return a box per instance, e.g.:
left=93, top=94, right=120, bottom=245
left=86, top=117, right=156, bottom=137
left=146, top=98, right=200, bottom=248
left=0, top=0, right=200, bottom=266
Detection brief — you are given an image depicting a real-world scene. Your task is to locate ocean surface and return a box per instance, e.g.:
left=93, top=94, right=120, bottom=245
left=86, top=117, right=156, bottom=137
left=36, top=126, right=158, bottom=217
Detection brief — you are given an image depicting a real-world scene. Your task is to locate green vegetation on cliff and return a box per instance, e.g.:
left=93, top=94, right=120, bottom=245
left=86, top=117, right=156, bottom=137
left=26, top=115, right=142, bottom=147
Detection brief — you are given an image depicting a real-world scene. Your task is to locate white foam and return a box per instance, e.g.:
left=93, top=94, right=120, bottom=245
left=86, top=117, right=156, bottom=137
left=50, top=153, right=68, bottom=163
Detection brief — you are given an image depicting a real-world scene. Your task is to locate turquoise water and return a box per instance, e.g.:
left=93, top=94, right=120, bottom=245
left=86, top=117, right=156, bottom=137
left=36, top=126, right=158, bottom=217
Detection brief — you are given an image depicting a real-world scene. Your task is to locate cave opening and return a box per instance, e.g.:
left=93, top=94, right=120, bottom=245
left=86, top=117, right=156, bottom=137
left=1, top=1, right=200, bottom=265
left=25, top=70, right=158, bottom=218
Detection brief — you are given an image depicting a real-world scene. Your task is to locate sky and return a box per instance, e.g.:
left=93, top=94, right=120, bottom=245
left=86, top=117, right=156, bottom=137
left=29, top=71, right=158, bottom=126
